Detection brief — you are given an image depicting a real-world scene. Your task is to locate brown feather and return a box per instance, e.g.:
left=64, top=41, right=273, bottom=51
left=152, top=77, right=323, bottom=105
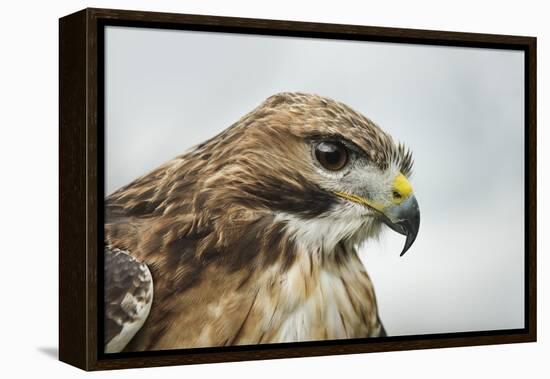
left=105, top=93, right=407, bottom=351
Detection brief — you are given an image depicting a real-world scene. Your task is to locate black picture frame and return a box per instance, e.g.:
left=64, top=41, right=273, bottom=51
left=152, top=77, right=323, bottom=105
left=59, top=7, right=537, bottom=371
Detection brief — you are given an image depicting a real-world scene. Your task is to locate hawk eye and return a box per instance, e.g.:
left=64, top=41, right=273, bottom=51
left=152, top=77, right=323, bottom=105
left=314, top=141, right=349, bottom=171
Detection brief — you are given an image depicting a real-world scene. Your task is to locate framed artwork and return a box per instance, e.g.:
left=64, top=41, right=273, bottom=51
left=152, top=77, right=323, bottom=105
left=59, top=8, right=537, bottom=371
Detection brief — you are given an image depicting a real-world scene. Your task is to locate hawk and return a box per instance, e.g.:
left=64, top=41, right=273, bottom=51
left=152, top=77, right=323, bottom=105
left=104, top=92, right=420, bottom=352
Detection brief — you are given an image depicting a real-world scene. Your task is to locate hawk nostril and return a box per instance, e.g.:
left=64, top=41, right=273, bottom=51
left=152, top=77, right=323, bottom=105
left=393, top=191, right=402, bottom=199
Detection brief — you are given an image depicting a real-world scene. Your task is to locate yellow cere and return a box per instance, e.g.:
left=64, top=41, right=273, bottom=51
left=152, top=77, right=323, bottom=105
left=333, top=172, right=413, bottom=211
left=392, top=173, right=413, bottom=204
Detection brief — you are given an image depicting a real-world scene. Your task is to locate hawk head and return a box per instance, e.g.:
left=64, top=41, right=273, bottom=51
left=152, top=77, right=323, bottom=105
left=185, top=92, right=420, bottom=256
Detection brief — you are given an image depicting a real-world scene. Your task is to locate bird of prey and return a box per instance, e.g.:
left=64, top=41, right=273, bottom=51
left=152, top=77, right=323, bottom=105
left=104, top=92, right=420, bottom=353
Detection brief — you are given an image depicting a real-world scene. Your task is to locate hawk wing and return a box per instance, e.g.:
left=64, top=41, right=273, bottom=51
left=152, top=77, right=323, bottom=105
left=104, top=248, right=153, bottom=353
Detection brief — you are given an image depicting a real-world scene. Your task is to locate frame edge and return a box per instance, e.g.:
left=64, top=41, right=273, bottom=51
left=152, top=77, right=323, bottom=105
left=526, top=36, right=537, bottom=343
left=59, top=9, right=89, bottom=371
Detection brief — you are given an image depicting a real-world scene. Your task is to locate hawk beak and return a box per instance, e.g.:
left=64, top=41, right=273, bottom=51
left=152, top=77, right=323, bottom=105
left=380, top=194, right=420, bottom=256
left=333, top=173, right=420, bottom=256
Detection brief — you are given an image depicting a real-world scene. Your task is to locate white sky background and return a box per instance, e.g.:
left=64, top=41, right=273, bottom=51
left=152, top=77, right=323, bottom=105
left=105, top=26, right=525, bottom=336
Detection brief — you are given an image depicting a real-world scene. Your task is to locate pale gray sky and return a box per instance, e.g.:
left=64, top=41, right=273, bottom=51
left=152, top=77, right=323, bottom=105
left=105, top=26, right=525, bottom=336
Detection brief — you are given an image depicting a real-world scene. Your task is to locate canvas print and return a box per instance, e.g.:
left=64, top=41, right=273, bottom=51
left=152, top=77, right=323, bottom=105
left=103, top=26, right=525, bottom=353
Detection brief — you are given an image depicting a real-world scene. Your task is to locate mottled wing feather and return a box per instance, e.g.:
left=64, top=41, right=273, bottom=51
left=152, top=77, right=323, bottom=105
left=104, top=248, right=153, bottom=353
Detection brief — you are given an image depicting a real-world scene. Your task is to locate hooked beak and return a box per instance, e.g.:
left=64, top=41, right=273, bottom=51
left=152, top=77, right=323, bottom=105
left=333, top=173, right=420, bottom=256
left=379, top=194, right=420, bottom=256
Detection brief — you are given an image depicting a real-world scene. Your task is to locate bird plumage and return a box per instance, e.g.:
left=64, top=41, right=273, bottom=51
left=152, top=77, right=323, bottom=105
left=104, top=92, right=416, bottom=352
left=104, top=248, right=153, bottom=353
